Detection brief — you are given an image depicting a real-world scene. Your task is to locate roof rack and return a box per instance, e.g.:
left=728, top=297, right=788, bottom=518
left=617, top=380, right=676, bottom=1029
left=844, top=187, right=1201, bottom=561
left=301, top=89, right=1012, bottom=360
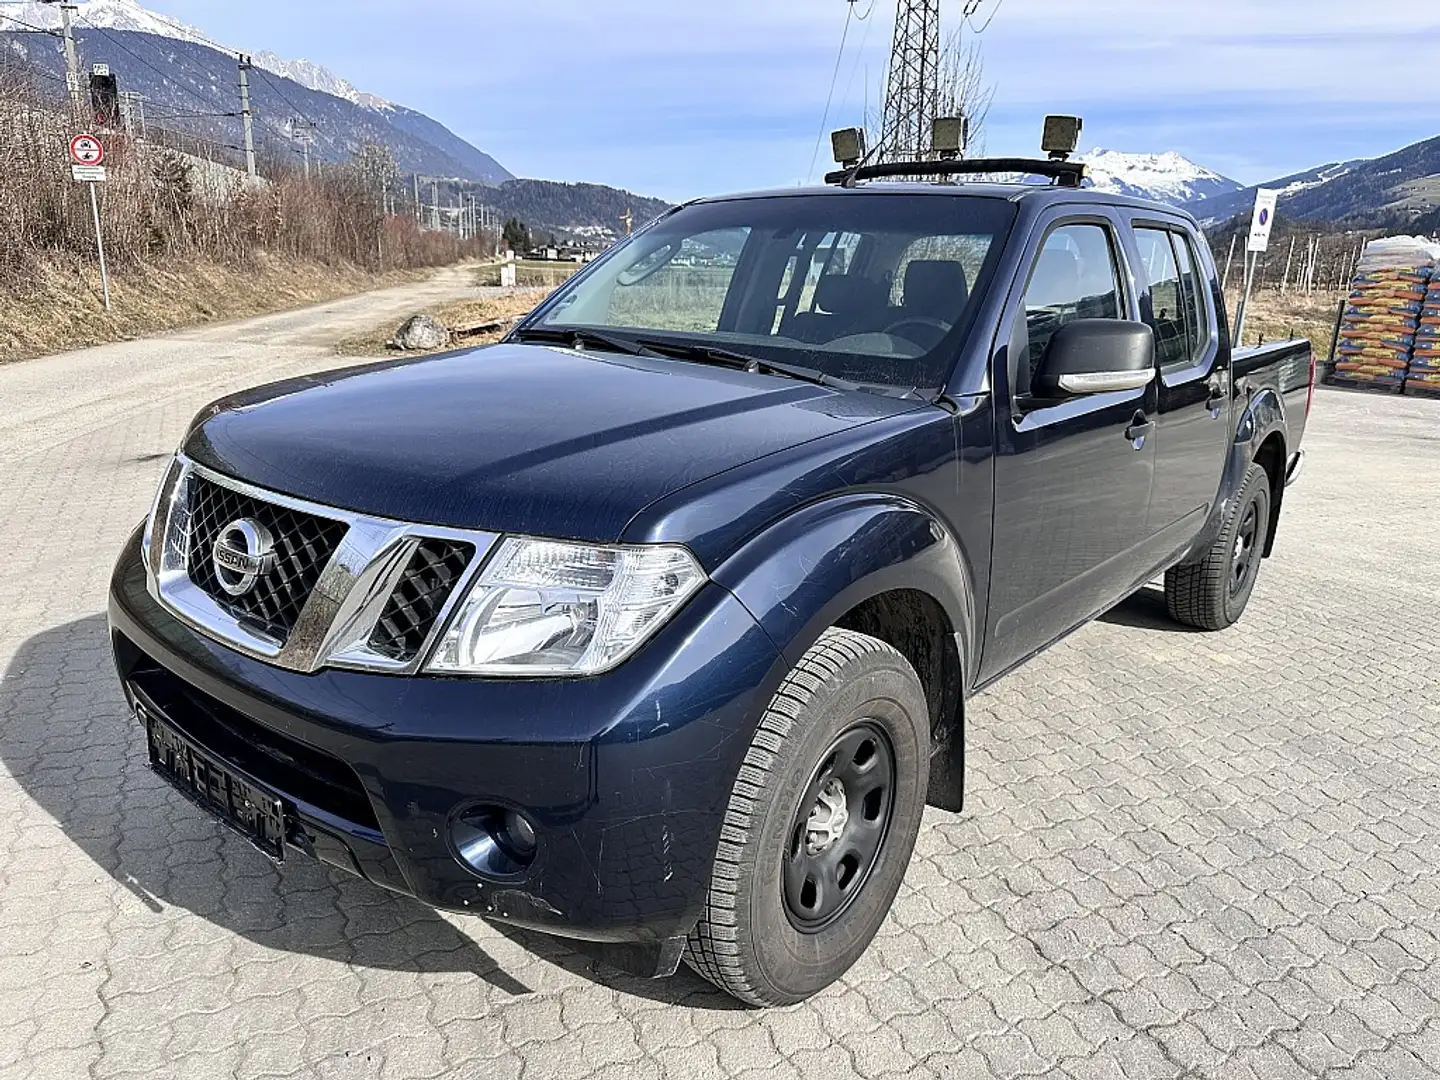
left=823, top=158, right=1088, bottom=190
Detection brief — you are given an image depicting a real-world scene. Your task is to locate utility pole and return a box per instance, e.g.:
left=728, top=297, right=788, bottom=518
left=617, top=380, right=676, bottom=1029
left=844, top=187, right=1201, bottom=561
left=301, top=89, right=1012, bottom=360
left=880, top=0, right=941, bottom=162
left=237, top=55, right=257, bottom=179
left=55, top=2, right=84, bottom=121
left=413, top=174, right=422, bottom=222
left=1281, top=235, right=1296, bottom=294
left=431, top=180, right=440, bottom=231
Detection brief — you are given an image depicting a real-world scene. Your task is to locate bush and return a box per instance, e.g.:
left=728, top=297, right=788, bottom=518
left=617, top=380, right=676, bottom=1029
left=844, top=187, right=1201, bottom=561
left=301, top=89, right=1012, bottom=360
left=0, top=71, right=490, bottom=290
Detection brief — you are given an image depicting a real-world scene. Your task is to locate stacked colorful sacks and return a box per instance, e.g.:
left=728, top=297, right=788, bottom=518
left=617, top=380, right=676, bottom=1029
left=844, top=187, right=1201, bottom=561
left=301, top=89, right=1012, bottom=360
left=1409, top=277, right=1440, bottom=389
left=1333, top=265, right=1429, bottom=388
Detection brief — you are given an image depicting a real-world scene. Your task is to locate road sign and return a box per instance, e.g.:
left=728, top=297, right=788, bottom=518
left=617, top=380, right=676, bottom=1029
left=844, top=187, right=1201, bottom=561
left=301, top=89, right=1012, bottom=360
left=1247, top=188, right=1281, bottom=253
left=71, top=164, right=106, bottom=182
left=70, top=133, right=104, bottom=166
left=91, top=63, right=110, bottom=77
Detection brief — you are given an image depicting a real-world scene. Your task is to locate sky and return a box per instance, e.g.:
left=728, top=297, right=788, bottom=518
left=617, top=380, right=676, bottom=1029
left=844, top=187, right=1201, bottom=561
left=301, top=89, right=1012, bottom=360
left=99, top=0, right=1440, bottom=202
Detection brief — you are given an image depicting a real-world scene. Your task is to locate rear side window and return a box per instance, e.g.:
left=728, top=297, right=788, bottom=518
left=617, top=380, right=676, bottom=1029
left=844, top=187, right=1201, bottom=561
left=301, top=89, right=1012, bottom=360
left=1136, top=227, right=1210, bottom=371
left=1135, top=228, right=1187, bottom=369
left=1172, top=233, right=1210, bottom=362
left=1021, top=223, right=1124, bottom=387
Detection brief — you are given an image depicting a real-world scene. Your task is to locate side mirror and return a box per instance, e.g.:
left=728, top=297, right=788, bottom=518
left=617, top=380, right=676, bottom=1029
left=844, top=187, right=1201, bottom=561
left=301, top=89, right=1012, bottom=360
left=1032, top=319, right=1156, bottom=398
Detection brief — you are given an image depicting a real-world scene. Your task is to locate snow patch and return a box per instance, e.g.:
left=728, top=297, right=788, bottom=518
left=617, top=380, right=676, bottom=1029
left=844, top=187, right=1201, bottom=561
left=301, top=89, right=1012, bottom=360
left=7, top=0, right=390, bottom=109
left=1076, top=148, right=1244, bottom=206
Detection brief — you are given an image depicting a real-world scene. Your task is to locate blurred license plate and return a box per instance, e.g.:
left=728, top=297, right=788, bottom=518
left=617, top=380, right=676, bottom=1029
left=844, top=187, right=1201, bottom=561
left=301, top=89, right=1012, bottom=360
left=140, top=696, right=287, bottom=862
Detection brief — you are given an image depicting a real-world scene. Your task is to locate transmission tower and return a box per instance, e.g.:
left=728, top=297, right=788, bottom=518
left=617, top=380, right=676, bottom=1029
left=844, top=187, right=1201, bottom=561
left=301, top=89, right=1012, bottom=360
left=879, top=0, right=941, bottom=162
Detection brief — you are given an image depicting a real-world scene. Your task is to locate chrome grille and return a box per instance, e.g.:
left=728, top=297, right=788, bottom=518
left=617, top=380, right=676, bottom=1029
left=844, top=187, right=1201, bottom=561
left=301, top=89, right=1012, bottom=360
left=149, top=458, right=498, bottom=674
left=367, top=539, right=476, bottom=662
left=185, top=475, right=348, bottom=644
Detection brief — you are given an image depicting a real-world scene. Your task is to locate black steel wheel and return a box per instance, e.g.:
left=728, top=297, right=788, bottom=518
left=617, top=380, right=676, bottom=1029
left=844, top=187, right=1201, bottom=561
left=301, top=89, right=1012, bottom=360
left=1166, top=462, right=1272, bottom=631
left=684, top=628, right=930, bottom=1007
left=782, top=722, right=896, bottom=933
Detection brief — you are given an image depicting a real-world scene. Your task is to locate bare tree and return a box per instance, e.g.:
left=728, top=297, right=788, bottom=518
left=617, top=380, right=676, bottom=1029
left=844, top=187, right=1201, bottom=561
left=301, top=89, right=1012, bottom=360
left=936, top=28, right=993, bottom=155
left=866, top=26, right=994, bottom=158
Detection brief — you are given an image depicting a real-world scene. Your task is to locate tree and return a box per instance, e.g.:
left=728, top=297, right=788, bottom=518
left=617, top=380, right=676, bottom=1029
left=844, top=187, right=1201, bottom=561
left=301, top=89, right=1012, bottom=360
left=503, top=217, right=531, bottom=253
left=935, top=27, right=993, bottom=155
left=866, top=26, right=994, bottom=158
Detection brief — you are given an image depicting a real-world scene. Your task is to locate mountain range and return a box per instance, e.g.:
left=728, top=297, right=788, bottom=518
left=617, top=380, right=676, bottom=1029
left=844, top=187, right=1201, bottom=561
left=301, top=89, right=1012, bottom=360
left=1, top=0, right=672, bottom=237
left=1077, top=150, right=1243, bottom=206
left=1185, top=134, right=1440, bottom=228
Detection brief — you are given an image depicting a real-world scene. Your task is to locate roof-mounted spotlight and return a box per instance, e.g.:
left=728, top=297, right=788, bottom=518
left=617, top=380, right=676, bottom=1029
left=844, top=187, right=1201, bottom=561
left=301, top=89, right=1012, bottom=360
left=1042, top=115, right=1083, bottom=161
left=831, top=127, right=867, bottom=169
left=932, top=116, right=969, bottom=161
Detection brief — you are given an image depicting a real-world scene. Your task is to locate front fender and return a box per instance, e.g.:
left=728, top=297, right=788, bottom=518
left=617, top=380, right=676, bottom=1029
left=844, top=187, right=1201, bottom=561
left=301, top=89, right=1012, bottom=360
left=712, top=493, right=979, bottom=691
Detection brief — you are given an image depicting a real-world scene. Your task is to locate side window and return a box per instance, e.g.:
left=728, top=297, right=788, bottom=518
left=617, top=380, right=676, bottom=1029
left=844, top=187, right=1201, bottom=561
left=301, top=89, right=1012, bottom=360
left=1135, top=228, right=1188, bottom=370
left=1021, top=223, right=1124, bottom=387
left=1172, top=232, right=1210, bottom=362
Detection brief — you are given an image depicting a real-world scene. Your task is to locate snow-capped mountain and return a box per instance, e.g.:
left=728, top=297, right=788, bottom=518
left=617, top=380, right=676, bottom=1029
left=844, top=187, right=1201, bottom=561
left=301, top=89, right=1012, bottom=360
left=1077, top=150, right=1245, bottom=206
left=250, top=52, right=390, bottom=111
left=3, top=0, right=511, bottom=183
left=10, top=1, right=389, bottom=109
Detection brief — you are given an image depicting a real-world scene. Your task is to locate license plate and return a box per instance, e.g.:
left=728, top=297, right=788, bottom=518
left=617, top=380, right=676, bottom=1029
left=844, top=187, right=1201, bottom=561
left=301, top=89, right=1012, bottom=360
left=140, top=696, right=288, bottom=862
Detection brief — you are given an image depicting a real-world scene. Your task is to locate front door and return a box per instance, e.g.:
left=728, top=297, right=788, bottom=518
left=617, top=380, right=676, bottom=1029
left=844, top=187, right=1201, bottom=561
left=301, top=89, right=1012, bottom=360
left=982, top=216, right=1158, bottom=681
left=1128, top=223, right=1230, bottom=543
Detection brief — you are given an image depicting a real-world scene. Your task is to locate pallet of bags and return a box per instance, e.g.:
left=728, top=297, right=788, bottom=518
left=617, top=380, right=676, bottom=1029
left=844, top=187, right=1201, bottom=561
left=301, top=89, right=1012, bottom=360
left=1408, top=275, right=1440, bottom=398
left=1329, top=237, right=1439, bottom=393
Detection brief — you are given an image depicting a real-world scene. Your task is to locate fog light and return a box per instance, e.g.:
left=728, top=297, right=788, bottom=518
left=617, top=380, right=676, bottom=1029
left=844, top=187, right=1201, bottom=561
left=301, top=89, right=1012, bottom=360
left=451, top=805, right=539, bottom=878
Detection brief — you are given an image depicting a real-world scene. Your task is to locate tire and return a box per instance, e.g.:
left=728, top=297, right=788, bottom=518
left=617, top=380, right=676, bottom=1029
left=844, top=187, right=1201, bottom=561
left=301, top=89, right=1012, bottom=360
left=1165, top=463, right=1272, bottom=631
left=684, top=627, right=930, bottom=1007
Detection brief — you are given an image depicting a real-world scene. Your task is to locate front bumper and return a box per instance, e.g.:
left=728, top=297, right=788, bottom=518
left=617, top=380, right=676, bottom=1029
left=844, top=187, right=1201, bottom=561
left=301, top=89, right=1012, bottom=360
left=108, top=529, right=782, bottom=963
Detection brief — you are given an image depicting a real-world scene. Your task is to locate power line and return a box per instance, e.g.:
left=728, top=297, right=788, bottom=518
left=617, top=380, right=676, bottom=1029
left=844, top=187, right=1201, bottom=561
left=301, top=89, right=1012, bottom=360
left=73, top=15, right=227, bottom=116
left=966, top=0, right=1006, bottom=34
left=806, top=0, right=860, bottom=184
left=0, top=11, right=59, bottom=34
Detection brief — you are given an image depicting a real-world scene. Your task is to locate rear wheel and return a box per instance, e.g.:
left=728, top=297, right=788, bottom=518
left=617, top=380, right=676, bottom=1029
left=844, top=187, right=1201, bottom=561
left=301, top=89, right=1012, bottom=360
left=1165, top=463, right=1272, bottom=630
left=684, top=628, right=930, bottom=1006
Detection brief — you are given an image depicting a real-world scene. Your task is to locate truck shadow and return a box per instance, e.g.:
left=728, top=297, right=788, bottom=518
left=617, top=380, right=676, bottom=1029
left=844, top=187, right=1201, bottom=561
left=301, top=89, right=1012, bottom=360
left=1099, top=586, right=1206, bottom=634
left=0, top=615, right=734, bottom=1009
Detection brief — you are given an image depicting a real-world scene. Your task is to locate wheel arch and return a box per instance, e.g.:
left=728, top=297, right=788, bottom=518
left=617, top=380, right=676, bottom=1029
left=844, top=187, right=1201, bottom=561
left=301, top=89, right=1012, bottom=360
left=712, top=493, right=977, bottom=813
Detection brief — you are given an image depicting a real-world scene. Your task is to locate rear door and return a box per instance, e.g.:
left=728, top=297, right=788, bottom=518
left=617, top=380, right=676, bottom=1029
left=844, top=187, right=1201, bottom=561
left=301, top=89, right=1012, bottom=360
left=982, top=211, right=1158, bottom=681
left=1125, top=221, right=1230, bottom=545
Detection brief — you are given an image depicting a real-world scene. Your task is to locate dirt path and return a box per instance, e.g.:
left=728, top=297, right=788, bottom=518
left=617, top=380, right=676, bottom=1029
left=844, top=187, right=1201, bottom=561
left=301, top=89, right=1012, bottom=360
left=1, top=265, right=504, bottom=463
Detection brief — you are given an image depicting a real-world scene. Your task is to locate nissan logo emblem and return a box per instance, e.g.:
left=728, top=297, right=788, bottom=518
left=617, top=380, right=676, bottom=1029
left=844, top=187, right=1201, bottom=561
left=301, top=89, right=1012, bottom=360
left=212, top=518, right=276, bottom=597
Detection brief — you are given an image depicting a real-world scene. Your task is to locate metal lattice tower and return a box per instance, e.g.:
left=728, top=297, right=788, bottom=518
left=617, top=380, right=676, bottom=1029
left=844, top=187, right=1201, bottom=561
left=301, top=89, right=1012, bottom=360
left=879, top=0, right=941, bottom=162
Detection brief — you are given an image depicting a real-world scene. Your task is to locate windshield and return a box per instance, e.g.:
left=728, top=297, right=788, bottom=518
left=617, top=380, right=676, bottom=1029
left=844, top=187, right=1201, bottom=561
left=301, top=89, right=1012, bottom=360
left=526, top=193, right=1017, bottom=391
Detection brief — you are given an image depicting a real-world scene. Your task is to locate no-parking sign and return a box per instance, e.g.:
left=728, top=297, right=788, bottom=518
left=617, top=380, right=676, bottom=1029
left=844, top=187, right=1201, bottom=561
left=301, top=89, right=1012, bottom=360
left=1247, top=188, right=1280, bottom=253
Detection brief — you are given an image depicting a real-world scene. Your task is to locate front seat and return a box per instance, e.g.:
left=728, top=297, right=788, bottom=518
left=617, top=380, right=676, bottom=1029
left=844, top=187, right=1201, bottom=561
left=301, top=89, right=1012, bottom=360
left=900, top=260, right=969, bottom=324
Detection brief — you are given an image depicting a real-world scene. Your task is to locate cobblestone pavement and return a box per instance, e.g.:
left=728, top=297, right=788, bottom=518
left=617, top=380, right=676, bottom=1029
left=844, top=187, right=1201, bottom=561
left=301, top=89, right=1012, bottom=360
left=2, top=304, right=1438, bottom=1080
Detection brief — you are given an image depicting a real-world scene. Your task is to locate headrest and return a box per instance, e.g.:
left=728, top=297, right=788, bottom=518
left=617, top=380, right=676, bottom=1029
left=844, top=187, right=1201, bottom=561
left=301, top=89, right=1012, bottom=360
left=814, top=274, right=883, bottom=314
left=903, top=260, right=969, bottom=313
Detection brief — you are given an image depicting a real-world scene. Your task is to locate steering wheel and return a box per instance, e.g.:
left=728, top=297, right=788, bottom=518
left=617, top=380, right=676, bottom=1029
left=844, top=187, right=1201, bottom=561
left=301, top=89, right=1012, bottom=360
left=882, top=317, right=951, bottom=351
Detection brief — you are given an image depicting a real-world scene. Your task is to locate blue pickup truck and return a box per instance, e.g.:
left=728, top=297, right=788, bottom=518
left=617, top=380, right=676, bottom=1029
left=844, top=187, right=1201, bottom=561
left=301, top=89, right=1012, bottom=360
left=109, top=138, right=1311, bottom=1006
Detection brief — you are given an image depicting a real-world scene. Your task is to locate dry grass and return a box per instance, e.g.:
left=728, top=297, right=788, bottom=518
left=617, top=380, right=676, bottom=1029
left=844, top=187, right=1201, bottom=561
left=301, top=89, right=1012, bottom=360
left=1226, top=288, right=1346, bottom=359
left=0, top=254, right=435, bottom=363
left=0, top=71, right=493, bottom=362
left=474, top=261, right=584, bottom=288
left=335, top=289, right=552, bottom=358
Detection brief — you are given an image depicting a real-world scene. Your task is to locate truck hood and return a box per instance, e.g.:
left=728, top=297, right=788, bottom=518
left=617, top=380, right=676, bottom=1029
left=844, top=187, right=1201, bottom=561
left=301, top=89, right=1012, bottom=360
left=185, top=343, right=917, bottom=543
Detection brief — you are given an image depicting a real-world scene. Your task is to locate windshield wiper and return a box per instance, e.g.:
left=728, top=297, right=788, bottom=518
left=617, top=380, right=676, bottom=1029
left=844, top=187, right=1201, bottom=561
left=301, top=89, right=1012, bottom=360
left=513, top=326, right=663, bottom=358
left=636, top=339, right=862, bottom=393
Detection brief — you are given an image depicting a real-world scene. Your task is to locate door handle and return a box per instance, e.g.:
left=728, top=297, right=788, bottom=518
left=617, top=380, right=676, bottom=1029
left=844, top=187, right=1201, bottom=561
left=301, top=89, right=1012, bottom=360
left=1125, top=412, right=1154, bottom=447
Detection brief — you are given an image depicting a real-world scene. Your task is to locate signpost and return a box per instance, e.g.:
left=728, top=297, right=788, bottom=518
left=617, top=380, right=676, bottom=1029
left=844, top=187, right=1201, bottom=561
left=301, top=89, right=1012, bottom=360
left=1235, top=188, right=1280, bottom=346
left=70, top=134, right=110, bottom=311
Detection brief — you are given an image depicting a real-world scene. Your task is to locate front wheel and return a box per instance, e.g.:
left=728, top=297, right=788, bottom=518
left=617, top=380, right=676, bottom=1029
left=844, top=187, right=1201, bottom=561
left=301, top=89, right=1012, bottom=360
left=1165, top=462, right=1272, bottom=630
left=684, top=628, right=930, bottom=1006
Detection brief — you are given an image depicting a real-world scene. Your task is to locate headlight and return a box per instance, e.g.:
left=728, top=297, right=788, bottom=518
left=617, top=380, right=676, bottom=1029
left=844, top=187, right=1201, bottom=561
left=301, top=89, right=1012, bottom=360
left=426, top=537, right=706, bottom=677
